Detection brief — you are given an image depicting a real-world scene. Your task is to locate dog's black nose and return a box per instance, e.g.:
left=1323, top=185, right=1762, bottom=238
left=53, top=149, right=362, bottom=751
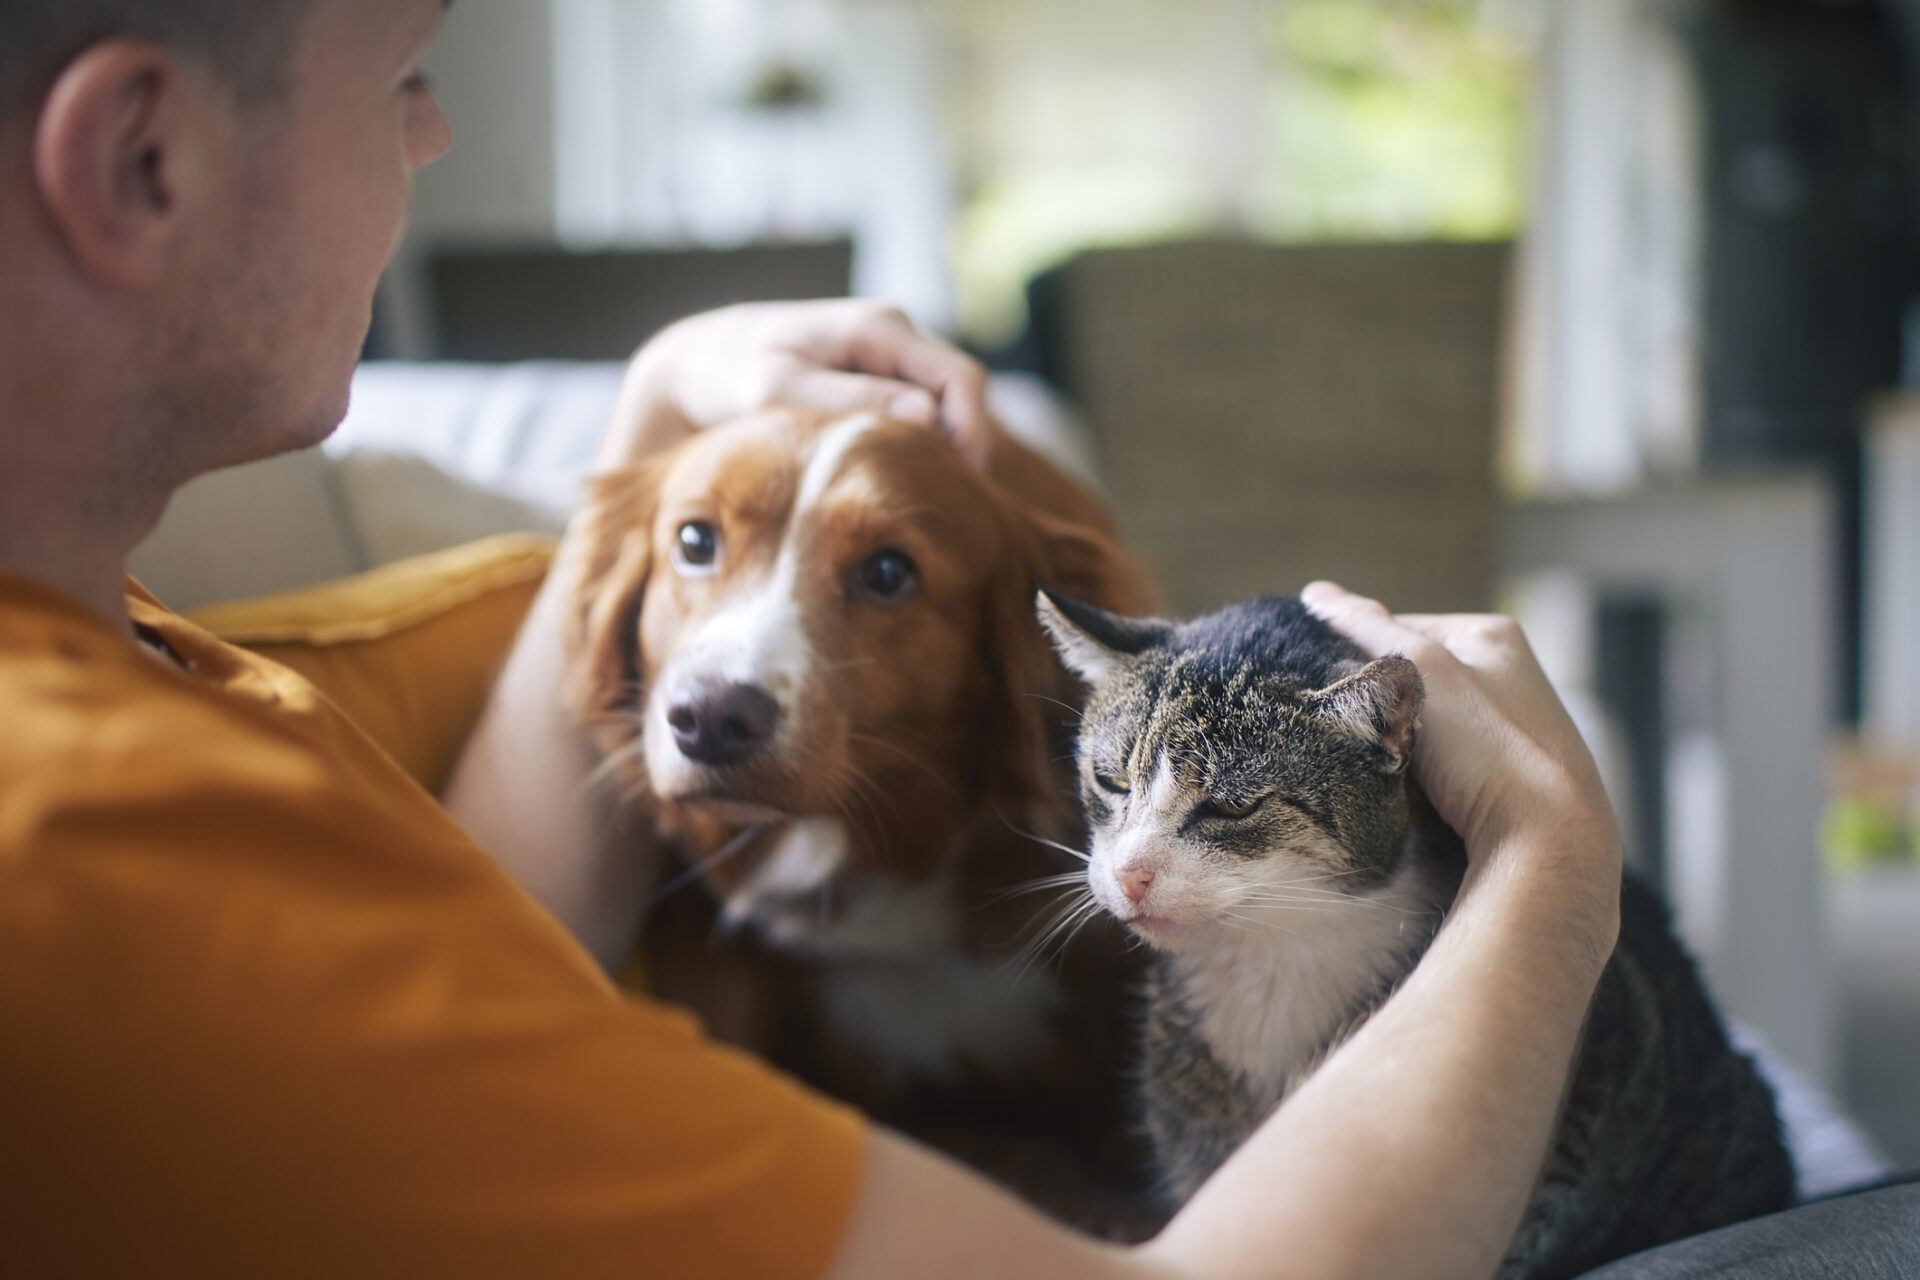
left=667, top=682, right=782, bottom=766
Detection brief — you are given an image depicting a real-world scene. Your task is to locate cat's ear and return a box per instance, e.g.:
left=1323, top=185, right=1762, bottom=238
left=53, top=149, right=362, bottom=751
left=1035, top=589, right=1173, bottom=684
left=1308, top=656, right=1424, bottom=773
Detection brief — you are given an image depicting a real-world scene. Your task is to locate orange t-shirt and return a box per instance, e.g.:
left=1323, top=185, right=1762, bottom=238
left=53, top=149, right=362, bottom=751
left=0, top=570, right=865, bottom=1278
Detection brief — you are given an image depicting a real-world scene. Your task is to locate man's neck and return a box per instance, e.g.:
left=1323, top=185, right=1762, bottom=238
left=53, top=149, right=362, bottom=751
left=0, top=531, right=138, bottom=632
left=0, top=417, right=170, bottom=633
left=0, top=336, right=172, bottom=634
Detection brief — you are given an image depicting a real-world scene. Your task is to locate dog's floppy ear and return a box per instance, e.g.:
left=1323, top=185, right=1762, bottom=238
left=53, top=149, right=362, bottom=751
left=564, top=461, right=668, bottom=748
left=1024, top=504, right=1158, bottom=620
left=982, top=493, right=1159, bottom=820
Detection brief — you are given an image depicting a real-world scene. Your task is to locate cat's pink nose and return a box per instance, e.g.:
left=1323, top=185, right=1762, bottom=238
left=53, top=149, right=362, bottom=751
left=1118, top=863, right=1155, bottom=906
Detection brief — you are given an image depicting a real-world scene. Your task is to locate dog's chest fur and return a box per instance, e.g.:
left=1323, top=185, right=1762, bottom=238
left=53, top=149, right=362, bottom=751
left=818, top=949, right=1066, bottom=1091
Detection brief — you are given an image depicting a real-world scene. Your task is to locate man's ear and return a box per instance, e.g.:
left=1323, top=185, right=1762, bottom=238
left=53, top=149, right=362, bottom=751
left=1307, top=657, right=1424, bottom=773
left=1034, top=589, right=1172, bottom=686
left=34, top=40, right=209, bottom=289
left=565, top=462, right=668, bottom=746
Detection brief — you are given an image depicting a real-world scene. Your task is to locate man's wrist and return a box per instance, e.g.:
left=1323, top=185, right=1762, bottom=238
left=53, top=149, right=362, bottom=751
left=1456, top=822, right=1622, bottom=979
left=599, top=342, right=692, bottom=470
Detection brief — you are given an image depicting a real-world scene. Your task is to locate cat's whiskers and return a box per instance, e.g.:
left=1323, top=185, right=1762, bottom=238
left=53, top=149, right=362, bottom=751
left=990, top=802, right=1093, bottom=864
left=1219, top=909, right=1300, bottom=937
left=987, top=871, right=1093, bottom=904
left=1235, top=890, right=1421, bottom=918
left=1008, top=888, right=1105, bottom=979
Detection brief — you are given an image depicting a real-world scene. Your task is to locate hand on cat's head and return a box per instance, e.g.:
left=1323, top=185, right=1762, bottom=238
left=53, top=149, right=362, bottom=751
left=1300, top=582, right=1621, bottom=889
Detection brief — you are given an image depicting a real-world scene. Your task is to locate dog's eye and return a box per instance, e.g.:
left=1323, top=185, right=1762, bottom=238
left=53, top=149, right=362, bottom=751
left=675, top=521, right=720, bottom=572
left=856, top=549, right=919, bottom=599
left=1203, top=794, right=1263, bottom=821
left=1093, top=771, right=1131, bottom=796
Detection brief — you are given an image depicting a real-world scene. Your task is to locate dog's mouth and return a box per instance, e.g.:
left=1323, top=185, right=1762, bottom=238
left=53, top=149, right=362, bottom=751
left=665, top=791, right=795, bottom=826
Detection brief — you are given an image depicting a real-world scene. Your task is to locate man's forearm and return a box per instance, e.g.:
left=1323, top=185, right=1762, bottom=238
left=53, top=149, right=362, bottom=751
left=441, top=545, right=658, bottom=967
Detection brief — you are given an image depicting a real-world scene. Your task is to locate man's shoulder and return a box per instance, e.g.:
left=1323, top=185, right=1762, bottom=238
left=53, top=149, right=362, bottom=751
left=0, top=580, right=339, bottom=838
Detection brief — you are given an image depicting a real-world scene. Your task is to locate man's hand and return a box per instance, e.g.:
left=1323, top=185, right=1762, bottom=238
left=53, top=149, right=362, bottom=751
left=602, top=299, right=992, bottom=471
left=1302, top=581, right=1622, bottom=899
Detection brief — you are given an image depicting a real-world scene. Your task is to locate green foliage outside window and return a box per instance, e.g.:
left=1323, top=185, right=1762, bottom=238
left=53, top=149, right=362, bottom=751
left=948, top=0, right=1529, bottom=344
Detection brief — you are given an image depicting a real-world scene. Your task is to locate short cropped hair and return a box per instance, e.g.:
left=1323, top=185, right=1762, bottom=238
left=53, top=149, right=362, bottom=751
left=0, top=1, right=315, bottom=119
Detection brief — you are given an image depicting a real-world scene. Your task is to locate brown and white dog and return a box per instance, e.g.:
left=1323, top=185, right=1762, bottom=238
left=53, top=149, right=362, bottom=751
left=567, top=407, right=1160, bottom=1223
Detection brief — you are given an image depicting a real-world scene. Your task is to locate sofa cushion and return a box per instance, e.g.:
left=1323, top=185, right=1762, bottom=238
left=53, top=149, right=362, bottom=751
left=129, top=447, right=362, bottom=614
left=187, top=533, right=555, bottom=794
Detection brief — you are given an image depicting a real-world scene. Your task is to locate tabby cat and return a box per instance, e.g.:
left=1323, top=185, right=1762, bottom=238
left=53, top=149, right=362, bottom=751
left=1037, top=590, right=1794, bottom=1280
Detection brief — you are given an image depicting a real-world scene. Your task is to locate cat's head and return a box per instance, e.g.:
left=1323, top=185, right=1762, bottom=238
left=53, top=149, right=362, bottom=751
left=1037, top=590, right=1425, bottom=951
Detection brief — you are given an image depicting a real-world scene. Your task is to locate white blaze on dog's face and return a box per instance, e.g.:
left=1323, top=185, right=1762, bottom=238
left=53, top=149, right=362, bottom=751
left=641, top=411, right=883, bottom=806
left=577, top=407, right=1077, bottom=943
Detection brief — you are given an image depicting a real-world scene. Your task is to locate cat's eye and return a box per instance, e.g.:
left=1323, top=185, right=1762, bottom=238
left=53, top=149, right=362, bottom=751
left=674, top=521, right=721, bottom=574
left=1093, top=770, right=1131, bottom=796
left=1203, top=794, right=1265, bottom=820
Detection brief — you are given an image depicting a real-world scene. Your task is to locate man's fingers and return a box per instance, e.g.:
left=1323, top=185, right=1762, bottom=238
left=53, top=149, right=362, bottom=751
left=640, top=299, right=995, bottom=469
left=778, top=368, right=938, bottom=425
left=1301, top=581, right=1427, bottom=661
left=830, top=312, right=992, bottom=467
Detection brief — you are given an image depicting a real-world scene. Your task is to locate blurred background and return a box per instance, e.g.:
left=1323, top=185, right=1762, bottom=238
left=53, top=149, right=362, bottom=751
left=144, top=0, right=1920, bottom=1169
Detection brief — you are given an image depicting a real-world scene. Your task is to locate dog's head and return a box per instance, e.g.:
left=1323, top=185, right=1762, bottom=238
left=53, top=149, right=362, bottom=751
left=568, top=408, right=1150, bottom=954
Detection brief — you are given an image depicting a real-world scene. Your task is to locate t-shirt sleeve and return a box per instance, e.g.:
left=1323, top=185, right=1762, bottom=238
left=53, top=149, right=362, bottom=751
left=0, top=733, right=867, bottom=1280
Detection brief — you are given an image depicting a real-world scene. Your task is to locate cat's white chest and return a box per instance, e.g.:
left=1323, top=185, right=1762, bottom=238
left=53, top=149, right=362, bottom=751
left=1170, top=863, right=1439, bottom=1103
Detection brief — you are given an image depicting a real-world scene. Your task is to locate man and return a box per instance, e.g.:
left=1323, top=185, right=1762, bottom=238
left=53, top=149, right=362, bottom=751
left=0, top=1, right=1757, bottom=1276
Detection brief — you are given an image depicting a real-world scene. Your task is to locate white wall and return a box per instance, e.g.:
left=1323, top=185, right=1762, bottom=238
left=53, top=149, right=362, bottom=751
left=1509, top=0, right=1703, bottom=496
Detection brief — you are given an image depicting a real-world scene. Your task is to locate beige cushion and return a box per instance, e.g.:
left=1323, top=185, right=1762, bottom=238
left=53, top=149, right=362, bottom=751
left=128, top=447, right=362, bottom=613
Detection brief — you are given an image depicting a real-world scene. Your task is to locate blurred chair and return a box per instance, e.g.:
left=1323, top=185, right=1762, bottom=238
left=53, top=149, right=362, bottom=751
left=1029, top=239, right=1510, bottom=617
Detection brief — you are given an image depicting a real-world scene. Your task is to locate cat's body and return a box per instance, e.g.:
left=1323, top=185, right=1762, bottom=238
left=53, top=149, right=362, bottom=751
left=1039, top=592, right=1795, bottom=1280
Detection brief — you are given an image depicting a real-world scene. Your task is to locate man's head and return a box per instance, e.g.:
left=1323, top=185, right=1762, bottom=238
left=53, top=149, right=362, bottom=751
left=0, top=4, right=315, bottom=122
left=0, top=0, right=449, bottom=565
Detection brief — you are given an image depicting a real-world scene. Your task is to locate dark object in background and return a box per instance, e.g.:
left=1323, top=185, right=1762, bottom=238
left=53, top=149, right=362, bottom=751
left=423, top=240, right=855, bottom=362
left=1686, top=0, right=1920, bottom=720
left=1597, top=593, right=1669, bottom=884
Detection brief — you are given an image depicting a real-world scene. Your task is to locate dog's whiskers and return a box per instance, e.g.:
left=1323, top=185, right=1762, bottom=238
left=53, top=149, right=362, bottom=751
left=649, top=822, right=766, bottom=908
left=579, top=726, right=649, bottom=800
left=845, top=730, right=962, bottom=801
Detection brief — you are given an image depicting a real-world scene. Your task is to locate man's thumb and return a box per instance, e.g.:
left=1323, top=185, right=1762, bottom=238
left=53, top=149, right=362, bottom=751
left=1302, top=581, right=1412, bottom=660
